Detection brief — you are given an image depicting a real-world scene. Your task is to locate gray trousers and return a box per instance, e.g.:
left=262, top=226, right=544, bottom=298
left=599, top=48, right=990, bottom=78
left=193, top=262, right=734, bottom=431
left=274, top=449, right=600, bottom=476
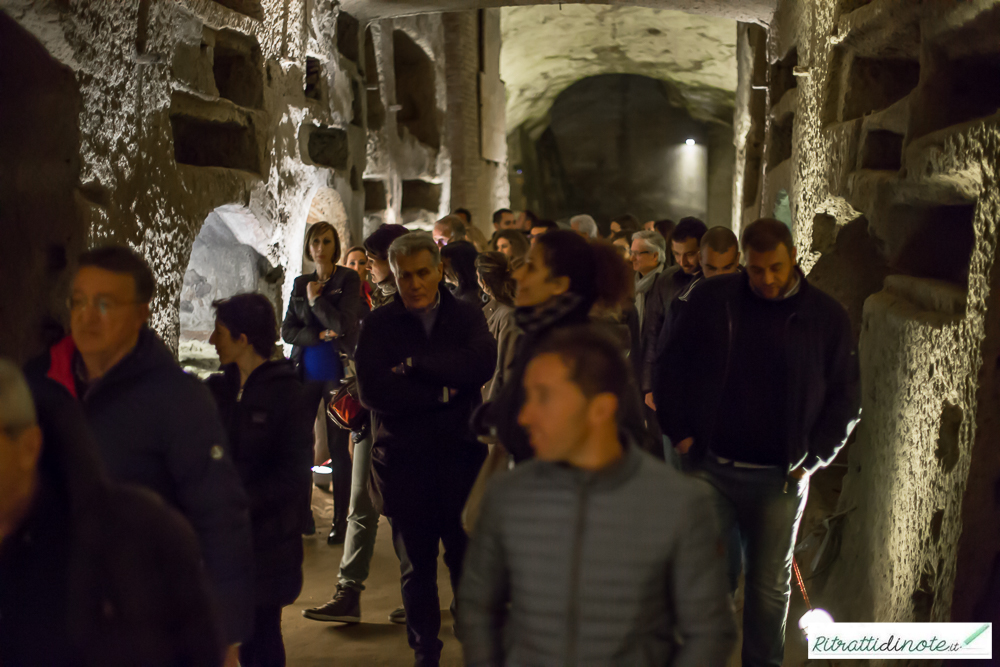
left=338, top=430, right=380, bottom=590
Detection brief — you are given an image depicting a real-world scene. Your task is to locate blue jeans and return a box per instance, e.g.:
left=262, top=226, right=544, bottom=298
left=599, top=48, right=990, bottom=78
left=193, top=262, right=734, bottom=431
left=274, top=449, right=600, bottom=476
left=338, top=429, right=380, bottom=591
left=696, top=456, right=809, bottom=667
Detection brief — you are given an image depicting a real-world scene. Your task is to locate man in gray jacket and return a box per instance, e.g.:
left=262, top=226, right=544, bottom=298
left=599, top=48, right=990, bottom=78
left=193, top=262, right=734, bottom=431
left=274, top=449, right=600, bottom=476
left=458, top=327, right=735, bottom=667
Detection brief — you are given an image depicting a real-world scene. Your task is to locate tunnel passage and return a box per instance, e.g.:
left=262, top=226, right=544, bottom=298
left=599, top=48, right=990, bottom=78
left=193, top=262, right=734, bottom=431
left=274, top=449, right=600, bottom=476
left=179, top=208, right=282, bottom=377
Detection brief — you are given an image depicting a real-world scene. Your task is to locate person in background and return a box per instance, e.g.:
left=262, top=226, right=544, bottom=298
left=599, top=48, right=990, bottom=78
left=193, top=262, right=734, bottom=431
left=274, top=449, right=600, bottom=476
left=281, top=221, right=361, bottom=545
left=342, top=245, right=373, bottom=313
left=652, top=219, right=676, bottom=265
left=465, top=225, right=491, bottom=254
left=5, top=359, right=222, bottom=667
left=365, top=224, right=411, bottom=310
left=433, top=215, right=468, bottom=248
left=569, top=214, right=599, bottom=239
left=611, top=230, right=633, bottom=260
left=515, top=209, right=538, bottom=233
left=475, top=251, right=520, bottom=402
left=528, top=219, right=560, bottom=245
left=453, top=208, right=472, bottom=226
left=658, top=218, right=860, bottom=667
left=441, top=240, right=484, bottom=306
left=491, top=208, right=518, bottom=233
left=629, top=229, right=669, bottom=438
left=459, top=327, right=735, bottom=667
left=207, top=294, right=314, bottom=667
left=481, top=230, right=651, bottom=463
left=609, top=213, right=641, bottom=237
left=355, top=232, right=496, bottom=667
left=642, top=217, right=707, bottom=415
left=492, top=228, right=530, bottom=264
left=24, top=246, right=254, bottom=662
left=303, top=223, right=412, bottom=628
left=699, top=226, right=742, bottom=279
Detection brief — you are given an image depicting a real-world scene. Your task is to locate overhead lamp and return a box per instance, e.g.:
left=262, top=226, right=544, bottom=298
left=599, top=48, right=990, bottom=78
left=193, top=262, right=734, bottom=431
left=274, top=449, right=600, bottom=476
left=685, top=138, right=696, bottom=146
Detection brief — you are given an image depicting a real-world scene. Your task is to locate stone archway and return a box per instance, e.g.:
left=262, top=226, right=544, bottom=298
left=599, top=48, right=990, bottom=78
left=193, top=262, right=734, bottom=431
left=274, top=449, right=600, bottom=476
left=302, top=187, right=351, bottom=274
left=178, top=205, right=282, bottom=376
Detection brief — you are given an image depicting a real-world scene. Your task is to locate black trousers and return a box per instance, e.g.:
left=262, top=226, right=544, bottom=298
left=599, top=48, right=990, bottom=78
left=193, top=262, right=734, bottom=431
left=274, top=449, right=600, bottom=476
left=239, top=604, right=285, bottom=667
left=389, top=507, right=468, bottom=666
left=306, top=381, right=351, bottom=524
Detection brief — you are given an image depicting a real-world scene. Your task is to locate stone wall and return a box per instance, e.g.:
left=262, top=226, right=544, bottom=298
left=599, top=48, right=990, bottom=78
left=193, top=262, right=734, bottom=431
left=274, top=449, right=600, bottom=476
left=1, top=0, right=507, bottom=362
left=735, top=0, right=1000, bottom=627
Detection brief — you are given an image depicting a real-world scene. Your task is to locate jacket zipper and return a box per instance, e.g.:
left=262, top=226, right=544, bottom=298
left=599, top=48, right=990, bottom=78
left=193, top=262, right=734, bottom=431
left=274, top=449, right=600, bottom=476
left=565, top=480, right=590, bottom=667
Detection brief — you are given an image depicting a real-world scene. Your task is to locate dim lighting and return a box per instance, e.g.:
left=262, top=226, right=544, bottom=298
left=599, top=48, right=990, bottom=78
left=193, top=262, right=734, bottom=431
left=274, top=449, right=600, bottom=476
left=685, top=138, right=696, bottom=146
left=799, top=608, right=835, bottom=638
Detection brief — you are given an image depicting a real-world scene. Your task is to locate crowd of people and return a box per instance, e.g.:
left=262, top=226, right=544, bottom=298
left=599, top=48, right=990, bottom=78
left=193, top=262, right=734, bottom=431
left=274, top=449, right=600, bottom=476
left=0, top=205, right=860, bottom=667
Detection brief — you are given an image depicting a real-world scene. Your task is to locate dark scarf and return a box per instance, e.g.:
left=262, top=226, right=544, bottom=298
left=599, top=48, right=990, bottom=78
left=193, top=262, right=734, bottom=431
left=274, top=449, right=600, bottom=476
left=514, top=292, right=585, bottom=335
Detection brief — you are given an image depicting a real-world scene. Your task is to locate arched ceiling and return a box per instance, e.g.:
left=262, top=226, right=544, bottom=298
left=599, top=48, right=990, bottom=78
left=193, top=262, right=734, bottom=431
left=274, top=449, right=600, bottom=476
left=501, top=4, right=738, bottom=134
left=340, top=0, right=775, bottom=23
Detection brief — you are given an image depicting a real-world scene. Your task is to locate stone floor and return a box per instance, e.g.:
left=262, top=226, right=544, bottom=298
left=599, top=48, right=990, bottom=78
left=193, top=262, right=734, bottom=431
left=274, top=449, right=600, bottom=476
left=283, top=481, right=817, bottom=666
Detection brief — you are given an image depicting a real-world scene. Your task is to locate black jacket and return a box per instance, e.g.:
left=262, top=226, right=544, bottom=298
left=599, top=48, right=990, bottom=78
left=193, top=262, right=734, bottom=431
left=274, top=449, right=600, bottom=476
left=205, top=360, right=314, bottom=607
left=640, top=266, right=699, bottom=392
left=354, top=286, right=496, bottom=519
left=7, top=373, right=221, bottom=667
left=653, top=270, right=861, bottom=472
left=25, top=330, right=255, bottom=643
left=282, top=268, right=362, bottom=365
left=486, top=304, right=654, bottom=463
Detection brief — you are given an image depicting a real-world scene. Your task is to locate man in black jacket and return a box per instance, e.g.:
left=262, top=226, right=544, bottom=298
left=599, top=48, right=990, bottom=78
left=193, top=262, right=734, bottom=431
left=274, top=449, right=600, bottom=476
left=2, top=359, right=221, bottom=667
left=25, top=246, right=254, bottom=661
left=355, top=232, right=497, bottom=667
left=656, top=219, right=860, bottom=667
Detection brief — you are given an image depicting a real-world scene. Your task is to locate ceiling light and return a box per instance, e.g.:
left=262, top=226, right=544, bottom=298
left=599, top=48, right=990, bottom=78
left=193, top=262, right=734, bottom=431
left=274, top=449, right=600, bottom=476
left=685, top=138, right=696, bottom=146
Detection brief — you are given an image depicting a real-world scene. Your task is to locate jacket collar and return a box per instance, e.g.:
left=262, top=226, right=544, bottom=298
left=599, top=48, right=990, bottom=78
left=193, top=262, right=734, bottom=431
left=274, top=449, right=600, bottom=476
left=537, top=440, right=643, bottom=492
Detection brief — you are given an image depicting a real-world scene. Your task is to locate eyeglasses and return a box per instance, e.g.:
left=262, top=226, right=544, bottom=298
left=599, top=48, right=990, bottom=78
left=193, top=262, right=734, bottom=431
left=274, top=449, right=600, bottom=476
left=67, top=296, right=138, bottom=316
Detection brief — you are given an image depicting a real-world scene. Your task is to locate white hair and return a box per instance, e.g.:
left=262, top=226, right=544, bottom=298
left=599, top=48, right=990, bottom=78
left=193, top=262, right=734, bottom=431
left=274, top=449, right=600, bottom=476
left=632, top=230, right=667, bottom=264
left=570, top=215, right=599, bottom=239
left=0, top=359, right=37, bottom=434
left=388, top=232, right=441, bottom=275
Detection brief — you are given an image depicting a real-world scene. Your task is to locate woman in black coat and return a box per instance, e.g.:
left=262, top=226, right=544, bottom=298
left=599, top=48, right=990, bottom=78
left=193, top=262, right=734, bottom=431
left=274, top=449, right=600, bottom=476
left=483, top=230, right=653, bottom=462
left=281, top=221, right=361, bottom=544
left=207, top=294, right=315, bottom=667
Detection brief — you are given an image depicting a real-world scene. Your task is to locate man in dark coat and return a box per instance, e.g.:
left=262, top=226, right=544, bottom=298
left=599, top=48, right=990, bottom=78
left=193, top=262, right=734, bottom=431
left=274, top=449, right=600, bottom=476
left=655, top=219, right=860, bottom=667
left=354, top=232, right=497, bottom=667
left=2, top=358, right=221, bottom=667
left=24, top=246, right=254, bottom=656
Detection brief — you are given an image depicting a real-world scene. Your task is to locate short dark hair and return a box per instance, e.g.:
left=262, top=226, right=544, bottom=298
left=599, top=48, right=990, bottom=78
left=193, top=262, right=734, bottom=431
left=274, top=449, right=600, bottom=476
left=454, top=208, right=472, bottom=224
left=305, top=221, right=342, bottom=264
left=78, top=245, right=156, bottom=304
left=612, top=214, right=640, bottom=233
left=741, top=218, right=794, bottom=254
left=364, top=224, right=409, bottom=260
left=701, top=226, right=739, bottom=254
left=533, top=326, right=632, bottom=406
left=342, top=245, right=366, bottom=261
left=531, top=219, right=560, bottom=233
left=492, top=208, right=513, bottom=225
left=521, top=210, right=539, bottom=225
left=212, top=293, right=277, bottom=359
left=671, top=217, right=708, bottom=245
left=653, top=219, right=675, bottom=241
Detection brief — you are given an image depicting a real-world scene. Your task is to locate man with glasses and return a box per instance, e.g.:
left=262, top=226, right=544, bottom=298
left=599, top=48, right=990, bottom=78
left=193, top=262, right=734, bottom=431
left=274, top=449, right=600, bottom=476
left=25, top=246, right=254, bottom=665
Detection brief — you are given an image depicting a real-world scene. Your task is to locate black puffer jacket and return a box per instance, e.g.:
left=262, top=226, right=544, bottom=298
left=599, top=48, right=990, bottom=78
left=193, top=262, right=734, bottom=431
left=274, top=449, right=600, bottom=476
left=282, top=268, right=362, bottom=364
left=8, top=372, right=221, bottom=667
left=25, top=329, right=255, bottom=643
left=654, top=270, right=861, bottom=472
left=354, top=286, right=496, bottom=519
left=205, top=360, right=314, bottom=607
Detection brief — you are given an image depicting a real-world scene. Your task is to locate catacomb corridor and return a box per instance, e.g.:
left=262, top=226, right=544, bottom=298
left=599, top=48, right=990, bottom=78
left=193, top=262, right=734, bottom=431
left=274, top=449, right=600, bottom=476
left=1, top=0, right=999, bottom=665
